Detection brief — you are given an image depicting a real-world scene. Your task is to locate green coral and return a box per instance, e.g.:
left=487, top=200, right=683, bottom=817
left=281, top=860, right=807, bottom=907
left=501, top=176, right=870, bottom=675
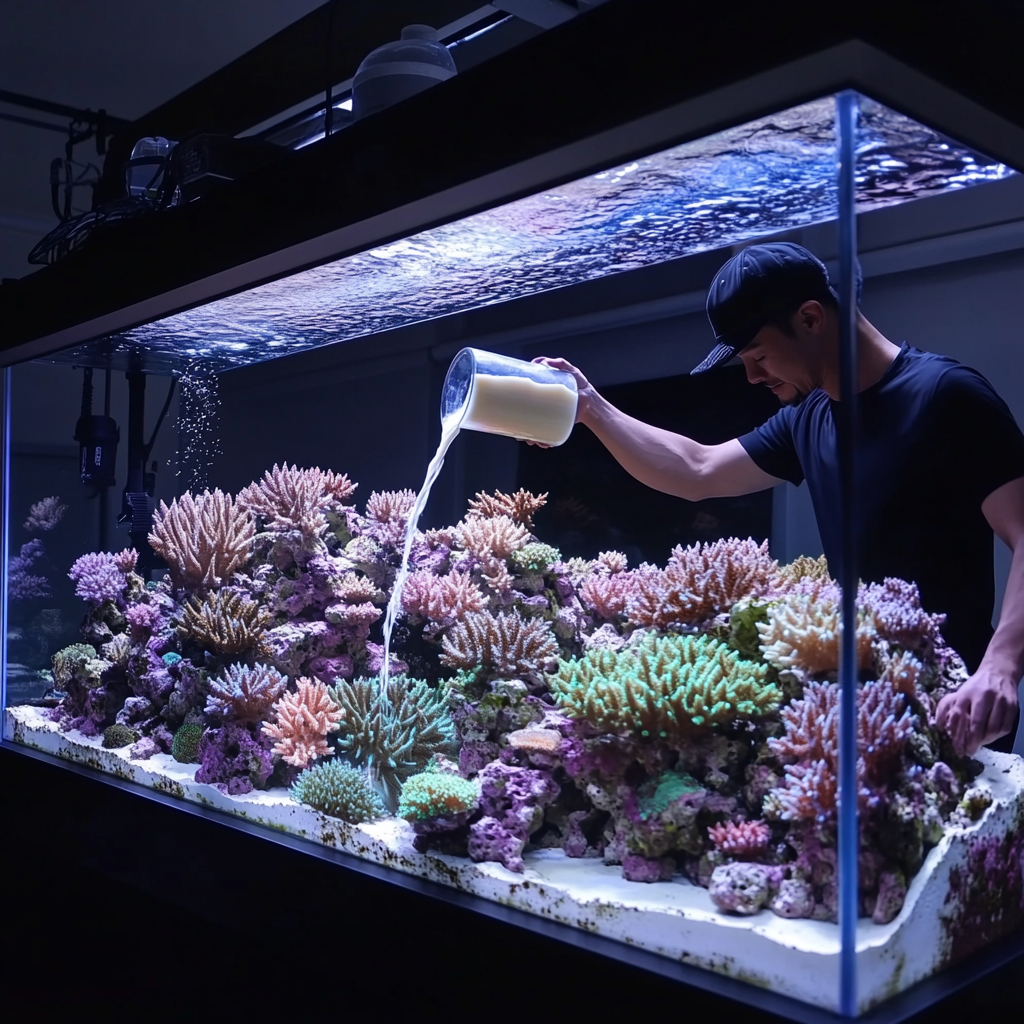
left=637, top=769, right=703, bottom=820
left=729, top=601, right=771, bottom=659
left=511, top=543, right=561, bottom=573
left=329, top=675, right=457, bottom=811
left=398, top=771, right=480, bottom=822
left=51, top=643, right=99, bottom=688
left=549, top=633, right=779, bottom=739
left=102, top=724, right=139, bottom=748
left=171, top=722, right=204, bottom=764
left=290, top=761, right=387, bottom=823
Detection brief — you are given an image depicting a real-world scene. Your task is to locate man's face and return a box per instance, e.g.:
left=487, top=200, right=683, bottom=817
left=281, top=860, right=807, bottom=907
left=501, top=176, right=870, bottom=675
left=736, top=302, right=827, bottom=404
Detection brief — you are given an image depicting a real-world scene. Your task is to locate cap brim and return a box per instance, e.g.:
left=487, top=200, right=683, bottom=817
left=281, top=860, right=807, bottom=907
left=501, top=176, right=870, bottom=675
left=690, top=342, right=737, bottom=375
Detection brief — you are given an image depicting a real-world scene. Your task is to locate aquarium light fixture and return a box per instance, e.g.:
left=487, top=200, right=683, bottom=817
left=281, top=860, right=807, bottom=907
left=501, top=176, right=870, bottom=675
left=51, top=93, right=1013, bottom=375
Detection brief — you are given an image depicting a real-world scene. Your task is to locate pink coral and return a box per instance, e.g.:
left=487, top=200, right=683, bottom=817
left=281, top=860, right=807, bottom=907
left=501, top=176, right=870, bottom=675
left=238, top=464, right=356, bottom=543
left=627, top=538, right=777, bottom=628
left=579, top=571, right=636, bottom=621
left=126, top=602, right=161, bottom=636
left=402, top=570, right=487, bottom=626
left=708, top=819, right=772, bottom=859
left=466, top=488, right=547, bottom=530
left=365, top=489, right=416, bottom=546
left=113, top=548, right=139, bottom=573
left=262, top=677, right=344, bottom=767
left=69, top=552, right=127, bottom=605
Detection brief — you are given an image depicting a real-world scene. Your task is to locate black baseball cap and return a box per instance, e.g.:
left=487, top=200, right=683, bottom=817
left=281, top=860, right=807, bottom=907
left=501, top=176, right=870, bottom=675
left=691, top=242, right=859, bottom=374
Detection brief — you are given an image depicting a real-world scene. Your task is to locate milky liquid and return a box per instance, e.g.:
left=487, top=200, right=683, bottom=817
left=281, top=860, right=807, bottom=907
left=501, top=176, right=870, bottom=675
left=379, top=414, right=462, bottom=690
left=463, top=374, right=577, bottom=446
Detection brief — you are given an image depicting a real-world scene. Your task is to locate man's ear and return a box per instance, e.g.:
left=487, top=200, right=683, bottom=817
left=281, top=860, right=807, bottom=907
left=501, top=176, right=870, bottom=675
left=796, top=299, right=826, bottom=334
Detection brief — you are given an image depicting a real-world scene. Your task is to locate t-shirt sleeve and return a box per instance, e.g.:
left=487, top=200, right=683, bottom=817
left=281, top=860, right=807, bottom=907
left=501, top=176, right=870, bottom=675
left=738, top=406, right=805, bottom=486
left=932, top=365, right=1024, bottom=506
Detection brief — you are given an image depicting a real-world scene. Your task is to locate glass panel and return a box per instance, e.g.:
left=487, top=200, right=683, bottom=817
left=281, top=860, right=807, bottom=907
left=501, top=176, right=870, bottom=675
left=46, top=94, right=1014, bottom=375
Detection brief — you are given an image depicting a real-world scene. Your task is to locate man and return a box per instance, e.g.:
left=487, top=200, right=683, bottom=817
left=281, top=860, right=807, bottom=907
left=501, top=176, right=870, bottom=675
left=534, top=242, right=1024, bottom=756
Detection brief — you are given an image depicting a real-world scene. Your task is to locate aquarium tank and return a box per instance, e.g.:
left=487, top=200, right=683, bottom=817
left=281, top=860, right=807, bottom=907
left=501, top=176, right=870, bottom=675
left=2, top=90, right=1022, bottom=1017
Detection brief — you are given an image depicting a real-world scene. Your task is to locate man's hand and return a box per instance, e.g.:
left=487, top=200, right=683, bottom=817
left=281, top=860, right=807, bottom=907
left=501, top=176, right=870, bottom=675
left=934, top=672, right=1019, bottom=756
left=525, top=357, right=596, bottom=448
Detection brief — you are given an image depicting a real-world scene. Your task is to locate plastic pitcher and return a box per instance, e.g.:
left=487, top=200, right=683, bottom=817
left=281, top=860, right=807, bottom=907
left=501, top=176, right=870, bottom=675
left=441, top=348, right=579, bottom=446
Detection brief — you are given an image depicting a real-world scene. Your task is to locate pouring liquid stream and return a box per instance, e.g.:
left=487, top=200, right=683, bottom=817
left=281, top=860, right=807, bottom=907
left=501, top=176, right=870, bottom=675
left=379, top=413, right=462, bottom=692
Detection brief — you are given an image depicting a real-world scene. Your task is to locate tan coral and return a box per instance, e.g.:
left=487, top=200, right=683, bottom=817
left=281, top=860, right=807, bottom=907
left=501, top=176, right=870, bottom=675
left=402, top=570, right=487, bottom=624
left=334, top=572, right=384, bottom=604
left=238, top=464, right=356, bottom=543
left=875, top=645, right=924, bottom=697
left=262, top=677, right=345, bottom=767
left=595, top=550, right=628, bottom=575
left=773, top=554, right=832, bottom=590
left=479, top=556, right=515, bottom=596
left=456, top=514, right=530, bottom=560
left=149, top=489, right=255, bottom=591
left=178, top=590, right=270, bottom=654
left=758, top=591, right=875, bottom=675
left=467, top=488, right=547, bottom=530
left=627, top=538, right=777, bottom=628
left=440, top=609, right=559, bottom=678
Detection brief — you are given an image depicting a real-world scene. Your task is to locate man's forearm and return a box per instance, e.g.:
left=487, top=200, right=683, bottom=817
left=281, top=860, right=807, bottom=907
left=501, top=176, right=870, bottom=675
left=580, top=391, right=710, bottom=500
left=979, top=541, right=1024, bottom=685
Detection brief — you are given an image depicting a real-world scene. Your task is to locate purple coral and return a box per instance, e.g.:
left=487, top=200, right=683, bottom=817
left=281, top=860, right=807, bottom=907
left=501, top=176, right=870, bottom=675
left=69, top=552, right=127, bottom=605
left=204, top=662, right=287, bottom=724
left=125, top=602, right=162, bottom=637
left=467, top=762, right=560, bottom=872
left=862, top=577, right=947, bottom=656
left=9, top=539, right=50, bottom=600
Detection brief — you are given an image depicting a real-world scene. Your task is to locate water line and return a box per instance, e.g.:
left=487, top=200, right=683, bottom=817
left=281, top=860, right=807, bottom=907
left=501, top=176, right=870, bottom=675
left=836, top=89, right=861, bottom=1018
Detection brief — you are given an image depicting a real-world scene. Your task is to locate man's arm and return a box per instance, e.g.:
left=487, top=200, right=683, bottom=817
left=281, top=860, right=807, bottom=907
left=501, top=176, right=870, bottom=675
left=532, top=357, right=782, bottom=500
left=935, top=475, right=1024, bottom=755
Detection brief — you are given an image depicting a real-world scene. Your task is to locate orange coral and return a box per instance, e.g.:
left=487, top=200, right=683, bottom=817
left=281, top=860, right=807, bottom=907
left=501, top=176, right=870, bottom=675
left=262, top=677, right=345, bottom=767
left=149, top=489, right=254, bottom=591
left=627, top=538, right=777, bottom=628
left=467, top=488, right=547, bottom=530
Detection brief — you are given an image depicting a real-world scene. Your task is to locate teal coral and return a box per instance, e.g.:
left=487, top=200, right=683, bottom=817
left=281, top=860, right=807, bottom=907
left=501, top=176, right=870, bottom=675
left=329, top=675, right=457, bottom=810
left=172, top=722, right=204, bottom=763
left=102, top=724, right=139, bottom=748
left=398, top=771, right=480, bottom=822
left=290, top=761, right=386, bottom=823
left=549, top=633, right=779, bottom=738
left=511, top=543, right=561, bottom=573
left=637, top=769, right=703, bottom=820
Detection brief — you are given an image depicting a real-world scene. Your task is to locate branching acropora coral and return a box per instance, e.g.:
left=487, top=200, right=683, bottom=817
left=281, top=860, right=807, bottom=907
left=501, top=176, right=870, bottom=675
left=440, top=610, right=559, bottom=678
left=178, top=590, right=270, bottom=654
left=365, top=489, right=417, bottom=545
left=149, top=489, right=255, bottom=591
left=262, top=677, right=344, bottom=767
left=238, top=463, right=356, bottom=542
left=627, top=538, right=777, bottom=628
left=708, top=819, right=772, bottom=859
left=758, top=589, right=875, bottom=675
left=773, top=554, right=831, bottom=589
left=290, top=761, right=386, bottom=823
left=24, top=496, right=68, bottom=532
left=329, top=676, right=457, bottom=809
left=594, top=550, right=628, bottom=575
left=456, top=515, right=530, bottom=560
left=68, top=552, right=127, bottom=605
left=550, top=634, right=779, bottom=738
left=402, top=570, right=486, bottom=625
left=398, top=771, right=480, bottom=822
left=467, top=488, right=547, bottom=530
left=205, top=662, right=288, bottom=724
left=580, top=571, right=636, bottom=621
left=862, top=577, right=947, bottom=655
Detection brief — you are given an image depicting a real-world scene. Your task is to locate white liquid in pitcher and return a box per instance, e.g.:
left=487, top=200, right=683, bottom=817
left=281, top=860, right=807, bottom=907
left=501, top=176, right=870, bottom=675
left=463, top=374, right=577, bottom=446
left=379, top=414, right=462, bottom=689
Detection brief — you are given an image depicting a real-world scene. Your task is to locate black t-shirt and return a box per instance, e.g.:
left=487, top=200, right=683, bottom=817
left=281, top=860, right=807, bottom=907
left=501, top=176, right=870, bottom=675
left=739, top=343, right=1024, bottom=671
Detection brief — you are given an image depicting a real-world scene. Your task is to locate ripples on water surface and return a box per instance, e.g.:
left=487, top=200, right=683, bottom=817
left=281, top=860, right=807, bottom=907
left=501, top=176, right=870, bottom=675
left=53, top=96, right=1013, bottom=373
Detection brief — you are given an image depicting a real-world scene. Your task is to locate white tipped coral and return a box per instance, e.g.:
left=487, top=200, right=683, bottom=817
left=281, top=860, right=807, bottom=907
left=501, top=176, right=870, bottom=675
left=455, top=514, right=530, bottom=561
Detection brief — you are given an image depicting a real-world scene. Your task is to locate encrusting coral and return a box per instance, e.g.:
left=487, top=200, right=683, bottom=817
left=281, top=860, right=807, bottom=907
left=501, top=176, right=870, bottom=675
left=42, top=461, right=984, bottom=926
left=550, top=634, right=779, bottom=738
left=178, top=590, right=270, bottom=654
left=262, top=677, right=344, bottom=767
left=149, top=490, right=255, bottom=591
